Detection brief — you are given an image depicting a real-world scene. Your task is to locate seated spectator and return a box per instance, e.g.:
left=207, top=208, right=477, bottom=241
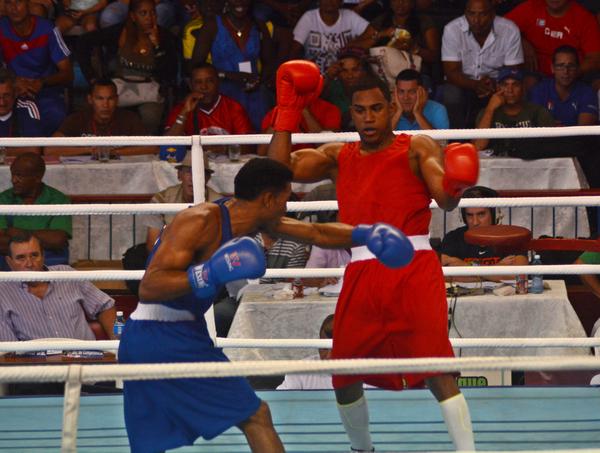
left=391, top=69, right=449, bottom=130
left=256, top=229, right=310, bottom=284
left=258, top=96, right=341, bottom=154
left=440, top=186, right=529, bottom=283
left=99, top=0, right=178, bottom=29
left=74, top=0, right=178, bottom=134
left=506, top=0, right=600, bottom=83
left=369, top=0, right=441, bottom=83
left=297, top=182, right=338, bottom=224
left=575, top=251, right=600, bottom=300
left=180, top=0, right=220, bottom=68
left=277, top=314, right=335, bottom=390
left=0, top=0, right=74, bottom=136
left=0, top=232, right=116, bottom=341
left=55, top=0, right=107, bottom=34
left=45, top=79, right=157, bottom=157
left=290, top=0, right=376, bottom=72
left=350, top=0, right=384, bottom=21
left=164, top=63, right=254, bottom=156
left=303, top=242, right=350, bottom=288
left=441, top=0, right=523, bottom=128
left=473, top=68, right=556, bottom=158
left=529, top=45, right=598, bottom=126
left=322, top=47, right=373, bottom=131
left=254, top=0, right=311, bottom=66
left=0, top=153, right=71, bottom=269
left=189, top=0, right=275, bottom=131
left=0, top=68, right=43, bottom=155
left=144, top=151, right=222, bottom=252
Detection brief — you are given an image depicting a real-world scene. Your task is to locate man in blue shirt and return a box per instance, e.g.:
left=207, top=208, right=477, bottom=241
left=0, top=68, right=43, bottom=156
left=0, top=0, right=73, bottom=135
left=529, top=45, right=598, bottom=127
left=391, top=69, right=450, bottom=131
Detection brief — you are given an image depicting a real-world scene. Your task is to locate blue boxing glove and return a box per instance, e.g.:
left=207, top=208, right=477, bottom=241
left=187, top=237, right=266, bottom=299
left=352, top=223, right=414, bottom=268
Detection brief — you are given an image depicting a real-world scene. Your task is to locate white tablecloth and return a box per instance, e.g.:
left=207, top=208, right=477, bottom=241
left=0, top=156, right=179, bottom=195
left=225, top=281, right=589, bottom=361
left=206, top=154, right=327, bottom=195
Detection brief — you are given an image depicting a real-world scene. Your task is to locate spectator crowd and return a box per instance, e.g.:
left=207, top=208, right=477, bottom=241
left=0, top=0, right=597, bottom=153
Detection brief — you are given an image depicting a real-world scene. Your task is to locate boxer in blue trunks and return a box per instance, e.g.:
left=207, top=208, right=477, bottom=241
left=119, top=157, right=414, bottom=453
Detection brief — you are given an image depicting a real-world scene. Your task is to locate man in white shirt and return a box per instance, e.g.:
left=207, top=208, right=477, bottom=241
left=291, top=0, right=375, bottom=72
left=441, top=0, right=523, bottom=128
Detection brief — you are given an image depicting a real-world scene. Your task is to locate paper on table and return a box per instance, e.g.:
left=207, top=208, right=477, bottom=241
left=452, top=281, right=503, bottom=290
left=319, top=278, right=343, bottom=297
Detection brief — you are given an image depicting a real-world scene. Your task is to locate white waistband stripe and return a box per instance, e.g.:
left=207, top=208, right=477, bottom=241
left=130, top=303, right=195, bottom=322
left=351, top=235, right=431, bottom=263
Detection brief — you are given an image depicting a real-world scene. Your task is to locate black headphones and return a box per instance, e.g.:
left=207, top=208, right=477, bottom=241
left=460, top=186, right=499, bottom=224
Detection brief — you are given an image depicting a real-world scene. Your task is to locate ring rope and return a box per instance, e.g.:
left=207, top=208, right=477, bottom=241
left=2, top=196, right=600, bottom=216
left=1, top=337, right=599, bottom=353
left=0, top=264, right=599, bottom=282
left=0, top=355, right=598, bottom=384
left=0, top=126, right=599, bottom=147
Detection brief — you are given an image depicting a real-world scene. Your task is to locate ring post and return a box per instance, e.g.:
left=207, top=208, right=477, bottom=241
left=191, top=135, right=217, bottom=339
left=191, top=135, right=206, bottom=203
left=61, top=364, right=83, bottom=453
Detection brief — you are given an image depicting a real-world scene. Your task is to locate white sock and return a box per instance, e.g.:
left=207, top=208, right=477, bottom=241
left=439, top=393, right=475, bottom=451
left=337, top=396, right=373, bottom=452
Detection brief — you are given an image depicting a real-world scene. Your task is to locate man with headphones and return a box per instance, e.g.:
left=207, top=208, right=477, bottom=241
left=440, top=185, right=528, bottom=282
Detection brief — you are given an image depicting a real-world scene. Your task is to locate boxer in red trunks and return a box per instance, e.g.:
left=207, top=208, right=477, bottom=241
left=268, top=61, right=479, bottom=452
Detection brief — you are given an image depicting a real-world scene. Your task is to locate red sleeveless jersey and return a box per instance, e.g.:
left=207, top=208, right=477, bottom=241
left=336, top=134, right=431, bottom=236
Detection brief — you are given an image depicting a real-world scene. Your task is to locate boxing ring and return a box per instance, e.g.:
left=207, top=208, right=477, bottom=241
left=1, top=127, right=600, bottom=452
left=0, top=387, right=599, bottom=452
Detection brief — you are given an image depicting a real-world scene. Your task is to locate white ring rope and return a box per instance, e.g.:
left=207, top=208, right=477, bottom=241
left=1, top=337, right=599, bottom=353
left=0, top=355, right=598, bottom=383
left=0, top=264, right=599, bottom=282
left=0, top=126, right=599, bottom=147
left=2, top=196, right=600, bottom=216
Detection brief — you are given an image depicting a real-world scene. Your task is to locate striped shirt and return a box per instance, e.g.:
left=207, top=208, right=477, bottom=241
left=0, top=265, right=114, bottom=341
left=255, top=233, right=309, bottom=284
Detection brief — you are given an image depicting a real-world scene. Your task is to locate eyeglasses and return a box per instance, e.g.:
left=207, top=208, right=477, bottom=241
left=553, top=63, right=577, bottom=72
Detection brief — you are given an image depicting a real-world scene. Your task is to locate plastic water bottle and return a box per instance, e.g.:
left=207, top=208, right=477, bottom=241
left=113, top=311, right=125, bottom=339
left=530, top=254, right=544, bottom=294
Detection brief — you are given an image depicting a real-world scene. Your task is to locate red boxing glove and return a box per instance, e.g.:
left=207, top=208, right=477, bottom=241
left=442, top=142, right=479, bottom=197
left=272, top=60, right=324, bottom=132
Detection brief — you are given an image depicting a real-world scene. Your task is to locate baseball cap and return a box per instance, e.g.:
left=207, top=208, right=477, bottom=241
left=497, top=67, right=524, bottom=83
left=176, top=150, right=214, bottom=174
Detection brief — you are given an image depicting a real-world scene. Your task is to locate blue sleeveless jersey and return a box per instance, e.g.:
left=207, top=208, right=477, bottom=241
left=144, top=197, right=233, bottom=320
left=119, top=197, right=261, bottom=453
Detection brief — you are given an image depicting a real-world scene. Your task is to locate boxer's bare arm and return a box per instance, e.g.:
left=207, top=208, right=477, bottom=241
left=409, top=135, right=460, bottom=211
left=268, top=131, right=341, bottom=182
left=267, top=216, right=354, bottom=248
left=139, top=205, right=220, bottom=302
